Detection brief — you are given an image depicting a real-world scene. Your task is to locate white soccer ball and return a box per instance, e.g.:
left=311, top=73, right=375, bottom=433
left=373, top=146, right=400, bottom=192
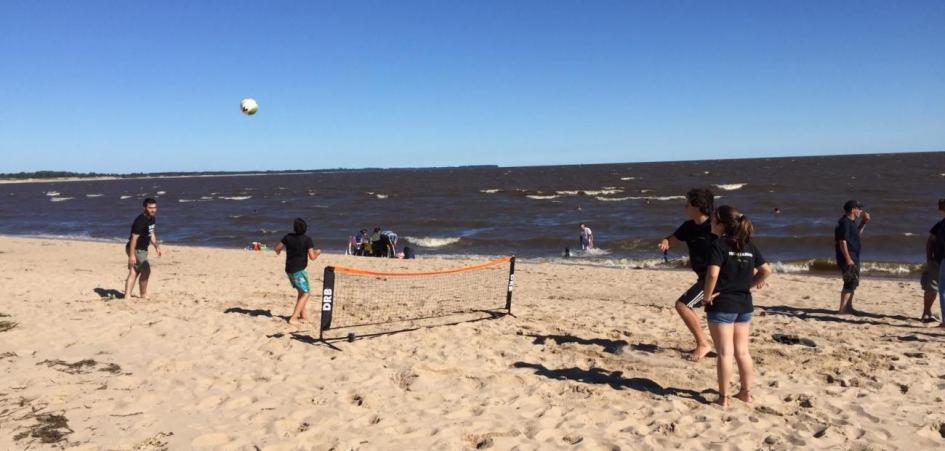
left=240, top=98, right=258, bottom=116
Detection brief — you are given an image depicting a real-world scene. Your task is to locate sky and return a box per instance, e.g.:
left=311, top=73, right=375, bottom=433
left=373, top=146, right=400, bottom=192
left=1, top=1, right=943, bottom=173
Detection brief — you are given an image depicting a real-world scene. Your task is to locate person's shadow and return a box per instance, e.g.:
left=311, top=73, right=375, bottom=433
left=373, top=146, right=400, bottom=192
left=93, top=288, right=123, bottom=299
left=223, top=307, right=274, bottom=318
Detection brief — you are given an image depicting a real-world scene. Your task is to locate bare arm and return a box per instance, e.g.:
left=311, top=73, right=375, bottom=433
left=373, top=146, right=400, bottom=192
left=838, top=240, right=854, bottom=266
left=752, top=263, right=772, bottom=289
left=703, top=265, right=721, bottom=304
left=274, top=242, right=284, bottom=255
left=928, top=235, right=936, bottom=261
left=858, top=212, right=871, bottom=236
left=659, top=235, right=683, bottom=252
left=150, top=231, right=162, bottom=257
left=308, top=248, right=321, bottom=260
left=128, top=234, right=139, bottom=266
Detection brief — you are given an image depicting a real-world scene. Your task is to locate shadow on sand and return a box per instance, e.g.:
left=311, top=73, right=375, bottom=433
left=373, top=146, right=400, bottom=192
left=512, top=361, right=711, bottom=403
left=758, top=304, right=919, bottom=328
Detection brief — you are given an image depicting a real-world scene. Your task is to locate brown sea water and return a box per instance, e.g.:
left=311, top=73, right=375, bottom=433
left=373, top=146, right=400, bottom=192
left=2, top=152, right=943, bottom=275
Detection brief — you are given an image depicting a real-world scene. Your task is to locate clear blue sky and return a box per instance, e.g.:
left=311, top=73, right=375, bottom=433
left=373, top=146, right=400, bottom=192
left=2, top=1, right=943, bottom=172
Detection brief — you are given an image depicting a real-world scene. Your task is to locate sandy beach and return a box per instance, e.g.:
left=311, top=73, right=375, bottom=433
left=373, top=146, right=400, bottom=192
left=1, top=235, right=944, bottom=450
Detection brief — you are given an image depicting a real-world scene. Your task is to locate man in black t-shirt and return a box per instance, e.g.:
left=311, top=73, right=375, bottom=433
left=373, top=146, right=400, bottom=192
left=657, top=188, right=715, bottom=361
left=923, top=199, right=945, bottom=325
left=834, top=200, right=870, bottom=314
left=124, top=198, right=162, bottom=299
left=274, top=218, right=321, bottom=326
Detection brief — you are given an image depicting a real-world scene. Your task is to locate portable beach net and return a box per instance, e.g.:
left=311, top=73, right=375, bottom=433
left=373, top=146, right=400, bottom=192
left=319, top=256, right=515, bottom=339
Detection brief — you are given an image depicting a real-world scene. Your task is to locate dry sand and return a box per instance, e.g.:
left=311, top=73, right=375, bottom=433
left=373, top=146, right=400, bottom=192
left=1, top=235, right=944, bottom=450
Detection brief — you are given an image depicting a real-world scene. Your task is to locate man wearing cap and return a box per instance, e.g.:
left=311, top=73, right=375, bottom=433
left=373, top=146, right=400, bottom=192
left=834, top=200, right=870, bottom=314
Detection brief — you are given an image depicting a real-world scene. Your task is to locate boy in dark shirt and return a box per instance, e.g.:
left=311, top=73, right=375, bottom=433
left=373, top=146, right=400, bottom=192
left=834, top=200, right=871, bottom=314
left=925, top=198, right=945, bottom=325
left=658, top=188, right=716, bottom=361
left=703, top=205, right=772, bottom=407
left=274, top=218, right=321, bottom=326
left=124, top=198, right=162, bottom=299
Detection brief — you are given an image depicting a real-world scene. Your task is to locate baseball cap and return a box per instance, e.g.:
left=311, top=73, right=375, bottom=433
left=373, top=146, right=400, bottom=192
left=843, top=200, right=864, bottom=212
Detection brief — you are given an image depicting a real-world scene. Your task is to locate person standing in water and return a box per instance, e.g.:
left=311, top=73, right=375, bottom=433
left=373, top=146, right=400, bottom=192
left=658, top=188, right=716, bottom=361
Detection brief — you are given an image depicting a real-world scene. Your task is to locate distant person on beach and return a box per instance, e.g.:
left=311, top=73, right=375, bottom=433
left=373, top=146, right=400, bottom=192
left=834, top=200, right=870, bottom=314
left=703, top=205, right=772, bottom=408
left=379, top=230, right=398, bottom=258
left=923, top=198, right=945, bottom=325
left=579, top=223, right=594, bottom=250
left=370, top=227, right=383, bottom=257
left=354, top=229, right=368, bottom=256
left=274, top=218, right=321, bottom=326
left=657, top=188, right=715, bottom=361
left=124, top=197, right=162, bottom=299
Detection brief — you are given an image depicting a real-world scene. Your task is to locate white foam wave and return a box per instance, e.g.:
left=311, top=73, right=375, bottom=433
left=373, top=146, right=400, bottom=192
left=85, top=194, right=104, bottom=198
left=50, top=197, right=74, bottom=202
left=200, top=196, right=214, bottom=200
left=582, top=189, right=623, bottom=196
left=479, top=188, right=501, bottom=194
left=903, top=232, right=917, bottom=237
left=526, top=195, right=560, bottom=200
left=45, top=191, right=60, bottom=196
left=178, top=199, right=198, bottom=203
left=404, top=236, right=462, bottom=247
left=120, top=195, right=133, bottom=200
left=375, top=194, right=389, bottom=199
left=219, top=196, right=252, bottom=201
left=595, top=195, right=685, bottom=202
left=714, top=183, right=747, bottom=191
left=620, top=177, right=635, bottom=181
left=555, top=190, right=580, bottom=196
left=156, top=191, right=166, bottom=195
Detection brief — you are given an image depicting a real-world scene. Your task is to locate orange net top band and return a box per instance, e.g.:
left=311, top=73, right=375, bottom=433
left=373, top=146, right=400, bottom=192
left=331, top=256, right=512, bottom=277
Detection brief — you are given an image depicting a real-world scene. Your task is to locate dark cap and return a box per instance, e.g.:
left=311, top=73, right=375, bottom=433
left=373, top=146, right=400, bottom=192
left=843, top=200, right=864, bottom=212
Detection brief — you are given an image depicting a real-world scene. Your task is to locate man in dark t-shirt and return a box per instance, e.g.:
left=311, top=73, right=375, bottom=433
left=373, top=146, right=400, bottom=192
left=124, top=198, right=162, bottom=299
left=274, top=218, right=320, bottom=326
left=834, top=200, right=870, bottom=314
left=923, top=198, right=945, bottom=325
left=657, top=188, right=716, bottom=361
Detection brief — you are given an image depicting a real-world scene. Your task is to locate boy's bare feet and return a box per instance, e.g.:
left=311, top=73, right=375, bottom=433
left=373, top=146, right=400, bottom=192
left=688, top=344, right=712, bottom=362
left=714, top=395, right=729, bottom=408
left=734, top=390, right=752, bottom=403
left=288, top=317, right=301, bottom=326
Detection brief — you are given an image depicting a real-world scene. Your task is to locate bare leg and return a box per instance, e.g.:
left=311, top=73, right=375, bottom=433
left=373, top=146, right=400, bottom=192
left=708, top=322, right=734, bottom=407
left=124, top=267, right=139, bottom=299
left=138, top=266, right=151, bottom=299
left=675, top=301, right=711, bottom=361
left=839, top=291, right=854, bottom=314
left=733, top=321, right=753, bottom=402
left=922, top=290, right=937, bottom=321
left=289, top=290, right=310, bottom=324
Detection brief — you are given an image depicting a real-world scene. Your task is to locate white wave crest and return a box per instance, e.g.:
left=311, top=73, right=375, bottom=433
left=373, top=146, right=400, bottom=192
left=404, top=236, right=462, bottom=247
left=555, top=190, right=580, bottom=196
left=219, top=196, right=252, bottom=201
left=479, top=188, right=501, bottom=194
left=120, top=195, right=133, bottom=200
left=582, top=189, right=623, bottom=196
left=50, top=197, right=74, bottom=202
left=156, top=191, right=166, bottom=195
left=526, top=195, right=560, bottom=200
left=375, top=194, right=389, bottom=199
left=714, top=183, right=747, bottom=191
left=595, top=195, right=685, bottom=202
left=178, top=199, right=198, bottom=203
left=45, top=191, right=60, bottom=196
left=85, top=194, right=104, bottom=198
left=620, top=177, right=635, bottom=181
left=200, top=196, right=214, bottom=200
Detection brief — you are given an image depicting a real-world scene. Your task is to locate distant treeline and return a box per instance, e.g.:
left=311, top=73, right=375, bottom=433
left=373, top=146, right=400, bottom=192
left=0, top=165, right=499, bottom=180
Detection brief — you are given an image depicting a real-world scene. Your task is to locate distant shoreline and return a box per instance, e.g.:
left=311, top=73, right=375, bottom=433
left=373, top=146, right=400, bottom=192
left=0, top=172, right=318, bottom=185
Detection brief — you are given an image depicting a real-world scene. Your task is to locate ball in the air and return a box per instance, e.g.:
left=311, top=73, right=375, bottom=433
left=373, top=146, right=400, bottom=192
left=240, top=98, right=258, bottom=116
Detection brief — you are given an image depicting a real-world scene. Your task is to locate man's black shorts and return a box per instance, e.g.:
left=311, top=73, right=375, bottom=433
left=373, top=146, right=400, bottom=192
left=840, top=263, right=860, bottom=292
left=676, top=280, right=705, bottom=308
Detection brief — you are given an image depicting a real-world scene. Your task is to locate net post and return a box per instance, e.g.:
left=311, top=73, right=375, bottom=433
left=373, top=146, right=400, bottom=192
left=320, top=266, right=335, bottom=341
left=505, top=256, right=515, bottom=313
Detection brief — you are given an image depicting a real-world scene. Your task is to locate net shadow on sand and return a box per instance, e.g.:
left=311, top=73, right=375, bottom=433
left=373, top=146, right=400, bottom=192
left=512, top=361, right=712, bottom=404
left=758, top=305, right=920, bottom=328
left=292, top=309, right=509, bottom=346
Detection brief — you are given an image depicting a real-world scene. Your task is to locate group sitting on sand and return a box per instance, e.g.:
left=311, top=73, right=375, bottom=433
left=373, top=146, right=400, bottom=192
left=121, top=191, right=945, bottom=407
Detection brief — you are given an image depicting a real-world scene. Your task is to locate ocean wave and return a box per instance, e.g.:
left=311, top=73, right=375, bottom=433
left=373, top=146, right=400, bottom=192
left=156, top=191, right=166, bottom=195
left=50, top=197, right=74, bottom=202
left=375, top=194, right=389, bottom=199
left=714, top=183, right=747, bottom=191
left=620, top=177, right=635, bottom=180
left=479, top=188, right=501, bottom=194
left=85, top=194, right=104, bottom=198
left=555, top=190, right=580, bottom=196
left=45, top=191, right=60, bottom=196
left=404, top=236, right=462, bottom=247
left=178, top=199, right=199, bottom=203
left=200, top=196, right=214, bottom=200
left=219, top=196, right=252, bottom=201
left=526, top=194, right=560, bottom=200
left=594, top=195, right=685, bottom=202
left=582, top=189, right=623, bottom=196
left=120, top=195, right=133, bottom=200
left=771, top=259, right=922, bottom=275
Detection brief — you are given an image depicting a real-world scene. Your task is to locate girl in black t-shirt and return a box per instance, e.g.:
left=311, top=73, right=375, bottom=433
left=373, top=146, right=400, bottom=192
left=703, top=205, right=772, bottom=407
